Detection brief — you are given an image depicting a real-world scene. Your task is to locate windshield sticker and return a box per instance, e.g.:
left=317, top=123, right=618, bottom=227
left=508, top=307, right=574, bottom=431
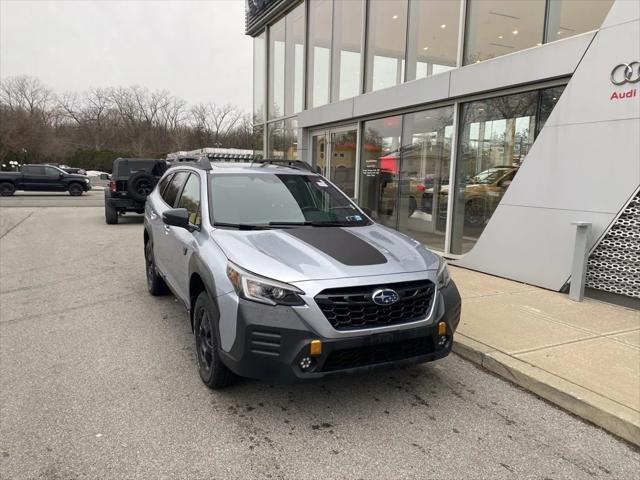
left=346, top=215, right=363, bottom=222
left=316, top=180, right=328, bottom=187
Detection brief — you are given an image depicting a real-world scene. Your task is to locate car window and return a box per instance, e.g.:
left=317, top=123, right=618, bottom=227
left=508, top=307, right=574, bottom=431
left=210, top=173, right=368, bottom=226
left=157, top=173, right=174, bottom=197
left=23, top=166, right=45, bottom=175
left=162, top=171, right=188, bottom=207
left=177, top=173, right=201, bottom=225
left=44, top=167, right=61, bottom=177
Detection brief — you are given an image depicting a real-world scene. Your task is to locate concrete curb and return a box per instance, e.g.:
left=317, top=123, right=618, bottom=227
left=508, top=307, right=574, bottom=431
left=453, top=334, right=640, bottom=446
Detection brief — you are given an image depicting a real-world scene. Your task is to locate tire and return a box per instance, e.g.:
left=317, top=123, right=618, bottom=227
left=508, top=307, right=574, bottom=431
left=408, top=196, right=417, bottom=217
left=128, top=172, right=157, bottom=202
left=144, top=239, right=168, bottom=296
left=0, top=182, right=16, bottom=196
left=193, top=291, right=235, bottom=389
left=105, top=202, right=118, bottom=224
left=68, top=183, right=84, bottom=196
left=465, top=199, right=486, bottom=227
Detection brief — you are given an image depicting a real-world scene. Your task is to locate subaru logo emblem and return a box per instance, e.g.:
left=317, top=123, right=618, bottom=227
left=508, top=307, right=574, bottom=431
left=372, top=289, right=399, bottom=306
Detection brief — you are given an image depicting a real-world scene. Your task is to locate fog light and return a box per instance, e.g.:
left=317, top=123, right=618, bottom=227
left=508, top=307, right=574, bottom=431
left=438, top=321, right=447, bottom=336
left=310, top=339, right=322, bottom=356
left=300, top=356, right=313, bottom=371
left=437, top=335, right=449, bottom=348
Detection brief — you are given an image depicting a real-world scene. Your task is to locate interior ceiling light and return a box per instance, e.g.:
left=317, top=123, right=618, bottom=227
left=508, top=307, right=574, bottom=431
left=536, top=42, right=542, bottom=46
left=557, top=31, right=563, bottom=35
left=512, top=29, right=519, bottom=35
left=423, top=46, right=429, bottom=50
left=392, top=14, right=398, bottom=19
left=498, top=35, right=503, bottom=39
left=440, top=24, right=447, bottom=29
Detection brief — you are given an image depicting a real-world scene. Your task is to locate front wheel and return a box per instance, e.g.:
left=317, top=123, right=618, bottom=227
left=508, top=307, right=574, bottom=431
left=68, top=183, right=84, bottom=196
left=194, top=291, right=235, bottom=389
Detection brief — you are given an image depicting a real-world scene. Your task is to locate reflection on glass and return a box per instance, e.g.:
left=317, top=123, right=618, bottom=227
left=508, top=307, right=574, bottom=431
left=332, top=0, right=363, bottom=101
left=268, top=18, right=285, bottom=119
left=308, top=0, right=332, bottom=108
left=365, top=0, right=408, bottom=92
left=285, top=4, right=305, bottom=115
left=253, top=32, right=265, bottom=124
left=359, top=116, right=402, bottom=228
left=398, top=107, right=454, bottom=252
left=284, top=118, right=299, bottom=160
left=406, top=0, right=460, bottom=81
left=268, top=121, right=285, bottom=160
left=330, top=129, right=358, bottom=198
left=546, top=0, right=613, bottom=43
left=451, top=91, right=538, bottom=254
left=253, top=124, right=264, bottom=158
left=312, top=133, right=328, bottom=177
left=463, top=0, right=545, bottom=65
left=537, top=85, right=565, bottom=134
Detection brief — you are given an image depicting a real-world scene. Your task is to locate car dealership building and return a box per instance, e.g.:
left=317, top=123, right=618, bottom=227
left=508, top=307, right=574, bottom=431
left=245, top=0, right=639, bottom=306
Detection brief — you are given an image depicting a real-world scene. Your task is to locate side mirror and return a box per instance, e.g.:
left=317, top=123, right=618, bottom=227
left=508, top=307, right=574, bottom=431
left=162, top=208, right=190, bottom=229
left=99, top=173, right=110, bottom=180
left=59, top=173, right=64, bottom=179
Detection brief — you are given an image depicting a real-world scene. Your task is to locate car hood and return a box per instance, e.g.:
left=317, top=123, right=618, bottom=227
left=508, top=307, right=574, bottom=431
left=211, top=224, right=440, bottom=283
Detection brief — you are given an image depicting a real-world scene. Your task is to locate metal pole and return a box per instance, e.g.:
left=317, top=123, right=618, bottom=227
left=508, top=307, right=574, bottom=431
left=569, top=221, right=592, bottom=302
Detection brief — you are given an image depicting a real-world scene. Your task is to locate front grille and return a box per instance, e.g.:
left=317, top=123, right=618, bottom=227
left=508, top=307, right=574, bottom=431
left=315, top=281, right=435, bottom=331
left=321, top=336, right=433, bottom=372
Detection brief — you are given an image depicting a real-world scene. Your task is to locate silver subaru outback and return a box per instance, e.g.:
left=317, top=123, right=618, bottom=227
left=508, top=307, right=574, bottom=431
left=143, top=157, right=461, bottom=388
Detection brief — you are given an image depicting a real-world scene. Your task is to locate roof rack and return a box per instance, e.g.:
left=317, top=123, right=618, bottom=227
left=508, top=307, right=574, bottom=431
left=250, top=159, right=316, bottom=172
left=167, top=155, right=212, bottom=171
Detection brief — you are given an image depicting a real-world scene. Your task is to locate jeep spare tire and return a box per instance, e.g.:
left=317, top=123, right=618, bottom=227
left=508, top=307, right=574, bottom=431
left=127, top=172, right=157, bottom=202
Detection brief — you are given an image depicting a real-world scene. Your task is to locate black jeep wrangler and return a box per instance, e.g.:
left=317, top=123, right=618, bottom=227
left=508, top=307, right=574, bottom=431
left=104, top=158, right=167, bottom=224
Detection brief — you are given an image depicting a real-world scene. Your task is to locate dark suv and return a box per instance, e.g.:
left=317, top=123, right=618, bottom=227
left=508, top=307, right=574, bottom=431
left=104, top=158, right=167, bottom=224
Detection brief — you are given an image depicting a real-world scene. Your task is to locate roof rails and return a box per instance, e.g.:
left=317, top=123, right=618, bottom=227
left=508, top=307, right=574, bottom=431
left=167, top=155, right=212, bottom=171
left=251, top=159, right=316, bottom=173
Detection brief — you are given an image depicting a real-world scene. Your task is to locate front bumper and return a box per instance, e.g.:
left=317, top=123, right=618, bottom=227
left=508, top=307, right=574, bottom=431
left=218, top=281, right=461, bottom=383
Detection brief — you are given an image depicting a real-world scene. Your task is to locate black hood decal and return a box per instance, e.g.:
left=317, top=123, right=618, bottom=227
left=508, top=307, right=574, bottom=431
left=286, top=228, right=388, bottom=266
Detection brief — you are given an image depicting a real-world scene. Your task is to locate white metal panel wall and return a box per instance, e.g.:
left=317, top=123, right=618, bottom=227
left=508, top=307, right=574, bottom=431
left=454, top=0, right=640, bottom=291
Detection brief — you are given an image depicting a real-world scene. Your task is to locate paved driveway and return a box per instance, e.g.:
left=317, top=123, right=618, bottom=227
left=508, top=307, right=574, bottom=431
left=1, top=199, right=638, bottom=479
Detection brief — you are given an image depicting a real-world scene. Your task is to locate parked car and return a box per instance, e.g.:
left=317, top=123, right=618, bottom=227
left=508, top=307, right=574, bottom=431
left=0, top=164, right=92, bottom=196
left=143, top=156, right=461, bottom=388
left=104, top=158, right=167, bottom=224
left=59, top=167, right=87, bottom=175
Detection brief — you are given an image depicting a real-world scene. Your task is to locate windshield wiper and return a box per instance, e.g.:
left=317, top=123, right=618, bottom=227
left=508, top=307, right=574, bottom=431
left=268, top=221, right=352, bottom=227
left=213, top=222, right=271, bottom=230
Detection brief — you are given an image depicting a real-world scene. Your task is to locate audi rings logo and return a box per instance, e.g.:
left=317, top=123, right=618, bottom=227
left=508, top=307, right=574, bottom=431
left=610, top=62, right=640, bottom=85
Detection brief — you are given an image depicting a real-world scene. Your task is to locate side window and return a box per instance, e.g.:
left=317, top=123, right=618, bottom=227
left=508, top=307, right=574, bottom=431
left=162, top=171, right=188, bottom=207
left=23, top=166, right=45, bottom=175
left=44, top=167, right=60, bottom=177
left=157, top=173, right=174, bottom=197
left=177, top=173, right=201, bottom=225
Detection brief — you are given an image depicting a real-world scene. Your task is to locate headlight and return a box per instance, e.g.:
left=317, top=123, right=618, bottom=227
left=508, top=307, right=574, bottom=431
left=226, top=262, right=305, bottom=306
left=436, top=256, right=451, bottom=290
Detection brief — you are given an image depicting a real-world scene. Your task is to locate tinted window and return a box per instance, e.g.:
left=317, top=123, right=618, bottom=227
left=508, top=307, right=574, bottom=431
left=162, top=171, right=188, bottom=207
left=23, top=166, right=45, bottom=175
left=44, top=167, right=61, bottom=177
left=177, top=173, right=201, bottom=225
left=157, top=173, right=174, bottom=197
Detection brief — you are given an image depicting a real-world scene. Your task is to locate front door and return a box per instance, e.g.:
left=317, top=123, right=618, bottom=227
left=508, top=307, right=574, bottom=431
left=311, top=125, right=358, bottom=199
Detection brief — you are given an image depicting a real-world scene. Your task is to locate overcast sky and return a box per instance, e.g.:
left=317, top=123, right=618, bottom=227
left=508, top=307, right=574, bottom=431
left=0, top=0, right=253, bottom=111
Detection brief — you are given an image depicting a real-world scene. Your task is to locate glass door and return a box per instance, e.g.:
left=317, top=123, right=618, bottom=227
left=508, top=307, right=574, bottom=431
left=311, top=125, right=359, bottom=199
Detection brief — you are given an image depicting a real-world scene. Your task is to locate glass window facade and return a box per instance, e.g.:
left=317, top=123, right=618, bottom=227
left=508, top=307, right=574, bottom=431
left=268, top=121, right=285, bottom=159
left=285, top=4, right=305, bottom=115
left=398, top=107, right=454, bottom=251
left=463, top=0, right=546, bottom=65
left=406, top=0, right=461, bottom=81
left=331, top=0, right=364, bottom=102
left=307, top=0, right=332, bottom=108
left=546, top=0, right=614, bottom=43
left=365, top=0, right=408, bottom=92
left=284, top=118, right=299, bottom=160
left=253, top=32, right=265, bottom=124
left=450, top=87, right=564, bottom=254
left=268, top=17, right=286, bottom=119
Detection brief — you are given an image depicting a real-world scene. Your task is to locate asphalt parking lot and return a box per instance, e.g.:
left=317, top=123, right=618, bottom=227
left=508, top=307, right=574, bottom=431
left=1, top=195, right=639, bottom=479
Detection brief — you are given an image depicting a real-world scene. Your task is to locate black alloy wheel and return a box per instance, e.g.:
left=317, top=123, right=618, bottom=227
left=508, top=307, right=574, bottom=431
left=0, top=182, right=15, bottom=196
left=465, top=200, right=486, bottom=227
left=68, top=183, right=83, bottom=196
left=144, top=240, right=168, bottom=295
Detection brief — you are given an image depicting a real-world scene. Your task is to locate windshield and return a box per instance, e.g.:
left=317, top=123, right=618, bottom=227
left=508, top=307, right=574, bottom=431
left=470, top=168, right=510, bottom=185
left=209, top=173, right=369, bottom=228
